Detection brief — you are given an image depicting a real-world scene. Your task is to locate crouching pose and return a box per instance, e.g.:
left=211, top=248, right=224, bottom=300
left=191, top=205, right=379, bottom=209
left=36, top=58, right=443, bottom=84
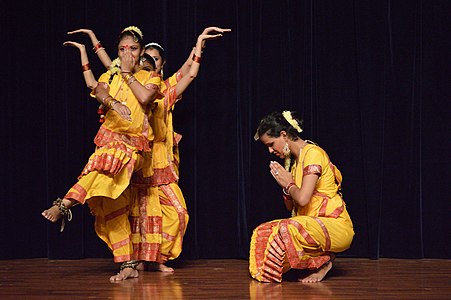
left=250, top=111, right=354, bottom=283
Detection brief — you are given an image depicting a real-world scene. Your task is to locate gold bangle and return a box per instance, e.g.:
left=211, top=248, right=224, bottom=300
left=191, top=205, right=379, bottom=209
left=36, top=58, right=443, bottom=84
left=102, top=95, right=113, bottom=106
left=110, top=100, right=120, bottom=110
left=107, top=98, right=119, bottom=109
left=122, top=73, right=132, bottom=81
left=128, top=76, right=137, bottom=85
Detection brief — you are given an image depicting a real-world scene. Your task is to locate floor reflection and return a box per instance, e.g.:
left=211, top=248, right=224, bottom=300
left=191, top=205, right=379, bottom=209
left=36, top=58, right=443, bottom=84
left=249, top=278, right=333, bottom=299
left=111, top=272, right=183, bottom=300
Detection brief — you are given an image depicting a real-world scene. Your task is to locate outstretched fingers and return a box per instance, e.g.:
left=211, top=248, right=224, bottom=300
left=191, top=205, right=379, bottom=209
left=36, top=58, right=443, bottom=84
left=67, top=29, right=92, bottom=35
left=63, top=41, right=85, bottom=50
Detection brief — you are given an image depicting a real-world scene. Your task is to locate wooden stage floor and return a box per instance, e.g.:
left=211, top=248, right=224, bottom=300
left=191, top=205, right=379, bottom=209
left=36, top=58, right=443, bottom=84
left=0, top=258, right=450, bottom=299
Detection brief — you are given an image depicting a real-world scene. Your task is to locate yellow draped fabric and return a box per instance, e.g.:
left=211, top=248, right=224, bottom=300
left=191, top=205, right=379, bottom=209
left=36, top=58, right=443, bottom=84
left=160, top=69, right=183, bottom=174
left=249, top=143, right=354, bottom=282
left=128, top=70, right=188, bottom=263
left=65, top=70, right=160, bottom=262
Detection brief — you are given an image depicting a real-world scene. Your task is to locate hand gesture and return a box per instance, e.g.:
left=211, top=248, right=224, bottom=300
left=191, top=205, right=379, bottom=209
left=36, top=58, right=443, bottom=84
left=198, top=26, right=231, bottom=47
left=201, top=26, right=232, bottom=36
left=67, top=28, right=94, bottom=37
left=111, top=102, right=132, bottom=122
left=269, top=161, right=293, bottom=189
left=120, top=47, right=135, bottom=73
left=63, top=41, right=85, bottom=51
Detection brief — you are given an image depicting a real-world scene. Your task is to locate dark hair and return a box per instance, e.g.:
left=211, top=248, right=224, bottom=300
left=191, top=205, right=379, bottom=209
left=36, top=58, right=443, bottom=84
left=116, top=27, right=145, bottom=49
left=141, top=53, right=156, bottom=70
left=145, top=42, right=166, bottom=63
left=255, top=111, right=303, bottom=140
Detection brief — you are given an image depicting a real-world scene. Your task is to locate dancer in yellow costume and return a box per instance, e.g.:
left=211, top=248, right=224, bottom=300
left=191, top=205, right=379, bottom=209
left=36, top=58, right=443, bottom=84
left=62, top=26, right=231, bottom=273
left=42, top=26, right=161, bottom=281
left=133, top=27, right=231, bottom=272
left=251, top=111, right=354, bottom=283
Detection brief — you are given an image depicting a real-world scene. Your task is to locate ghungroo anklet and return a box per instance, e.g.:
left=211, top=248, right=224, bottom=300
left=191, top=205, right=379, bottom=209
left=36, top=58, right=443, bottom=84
left=52, top=198, right=72, bottom=232
left=120, top=260, right=139, bottom=271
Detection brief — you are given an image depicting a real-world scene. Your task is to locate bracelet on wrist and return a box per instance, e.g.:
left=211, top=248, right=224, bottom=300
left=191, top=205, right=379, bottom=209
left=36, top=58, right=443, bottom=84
left=102, top=95, right=113, bottom=105
left=110, top=100, right=120, bottom=110
left=127, top=76, right=137, bottom=85
left=283, top=182, right=296, bottom=195
left=192, top=53, right=201, bottom=63
left=122, top=73, right=133, bottom=82
left=93, top=42, right=103, bottom=51
left=81, top=63, right=90, bottom=72
left=95, top=47, right=105, bottom=54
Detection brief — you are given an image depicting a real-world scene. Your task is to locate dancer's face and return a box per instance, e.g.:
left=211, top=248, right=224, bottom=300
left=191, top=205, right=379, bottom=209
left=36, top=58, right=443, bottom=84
left=260, top=133, right=286, bottom=159
left=145, top=48, right=165, bottom=74
left=118, top=36, right=143, bottom=63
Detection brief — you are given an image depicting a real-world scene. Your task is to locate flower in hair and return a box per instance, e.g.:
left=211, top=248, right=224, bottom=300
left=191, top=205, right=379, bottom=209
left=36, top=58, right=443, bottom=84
left=282, top=111, right=303, bottom=133
left=109, top=57, right=121, bottom=75
left=122, top=26, right=143, bottom=39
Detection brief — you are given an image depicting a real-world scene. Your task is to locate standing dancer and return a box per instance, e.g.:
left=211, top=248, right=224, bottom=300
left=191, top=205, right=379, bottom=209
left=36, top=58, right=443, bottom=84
left=61, top=26, right=231, bottom=276
left=42, top=26, right=161, bottom=281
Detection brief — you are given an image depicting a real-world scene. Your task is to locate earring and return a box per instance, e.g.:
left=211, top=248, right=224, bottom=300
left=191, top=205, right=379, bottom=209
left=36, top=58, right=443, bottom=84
left=282, top=143, right=290, bottom=157
left=283, top=143, right=291, bottom=170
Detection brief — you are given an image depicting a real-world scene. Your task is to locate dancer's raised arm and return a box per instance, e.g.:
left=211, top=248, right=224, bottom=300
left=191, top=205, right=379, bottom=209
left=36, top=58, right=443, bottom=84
left=67, top=28, right=112, bottom=68
left=173, top=27, right=231, bottom=99
left=178, top=27, right=232, bottom=77
left=63, top=41, right=97, bottom=89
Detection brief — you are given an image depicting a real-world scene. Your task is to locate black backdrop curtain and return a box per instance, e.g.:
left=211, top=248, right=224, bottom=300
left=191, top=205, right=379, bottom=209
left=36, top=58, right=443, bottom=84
left=1, top=0, right=450, bottom=260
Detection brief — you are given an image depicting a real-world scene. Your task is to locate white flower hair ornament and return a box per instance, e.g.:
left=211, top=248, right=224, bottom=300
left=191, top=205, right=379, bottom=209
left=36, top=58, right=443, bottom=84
left=122, top=26, right=143, bottom=39
left=282, top=111, right=303, bottom=133
left=109, top=57, right=121, bottom=75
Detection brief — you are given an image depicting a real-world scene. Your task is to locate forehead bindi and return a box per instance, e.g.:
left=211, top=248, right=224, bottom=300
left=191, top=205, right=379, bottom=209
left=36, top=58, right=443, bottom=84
left=119, top=36, right=139, bottom=48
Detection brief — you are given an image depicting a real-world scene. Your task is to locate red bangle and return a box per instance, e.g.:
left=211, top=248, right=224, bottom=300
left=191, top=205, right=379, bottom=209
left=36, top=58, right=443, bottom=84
left=81, top=63, right=90, bottom=72
left=192, top=53, right=201, bottom=63
left=93, top=42, right=103, bottom=51
left=283, top=182, right=296, bottom=195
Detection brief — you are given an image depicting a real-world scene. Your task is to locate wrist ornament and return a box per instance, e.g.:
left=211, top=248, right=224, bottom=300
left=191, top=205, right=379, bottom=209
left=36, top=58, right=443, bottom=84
left=192, top=53, right=201, bottom=63
left=93, top=42, right=103, bottom=51
left=110, top=100, right=121, bottom=110
left=122, top=72, right=133, bottom=81
left=102, top=95, right=113, bottom=105
left=283, top=182, right=296, bottom=196
left=81, top=63, right=90, bottom=72
left=127, top=75, right=137, bottom=85
left=102, top=95, right=119, bottom=109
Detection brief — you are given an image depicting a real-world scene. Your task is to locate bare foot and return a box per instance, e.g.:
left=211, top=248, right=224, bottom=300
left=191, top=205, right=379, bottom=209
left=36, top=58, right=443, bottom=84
left=41, top=205, right=62, bottom=222
left=42, top=198, right=74, bottom=222
left=148, top=262, right=174, bottom=273
left=136, top=262, right=145, bottom=271
left=298, top=262, right=333, bottom=283
left=110, top=267, right=139, bottom=282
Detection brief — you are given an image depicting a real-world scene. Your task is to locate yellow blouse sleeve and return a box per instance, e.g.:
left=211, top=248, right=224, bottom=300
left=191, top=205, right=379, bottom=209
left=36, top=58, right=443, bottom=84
left=89, top=71, right=113, bottom=98
left=160, top=69, right=182, bottom=93
left=302, top=147, right=325, bottom=176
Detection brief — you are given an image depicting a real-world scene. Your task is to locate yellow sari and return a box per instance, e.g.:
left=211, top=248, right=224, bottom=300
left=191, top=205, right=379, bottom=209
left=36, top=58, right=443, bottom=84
left=249, top=144, right=354, bottom=282
left=129, top=70, right=188, bottom=264
left=66, top=70, right=160, bottom=262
